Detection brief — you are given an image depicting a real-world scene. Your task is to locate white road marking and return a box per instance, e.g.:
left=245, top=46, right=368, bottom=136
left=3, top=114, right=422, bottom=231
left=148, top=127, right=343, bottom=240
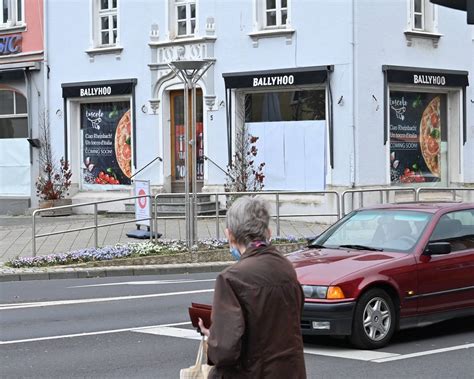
left=0, top=289, right=214, bottom=310
left=304, top=346, right=399, bottom=361
left=372, top=343, right=474, bottom=363
left=68, top=279, right=216, bottom=288
left=132, top=326, right=474, bottom=363
left=133, top=326, right=202, bottom=341
left=0, top=322, right=191, bottom=345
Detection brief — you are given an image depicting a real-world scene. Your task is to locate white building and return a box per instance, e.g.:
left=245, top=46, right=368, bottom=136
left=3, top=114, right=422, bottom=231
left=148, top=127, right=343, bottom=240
left=35, top=0, right=474, bottom=211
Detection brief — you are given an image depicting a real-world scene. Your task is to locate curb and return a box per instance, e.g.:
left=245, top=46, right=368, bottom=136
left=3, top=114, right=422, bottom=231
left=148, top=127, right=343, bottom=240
left=0, top=262, right=232, bottom=282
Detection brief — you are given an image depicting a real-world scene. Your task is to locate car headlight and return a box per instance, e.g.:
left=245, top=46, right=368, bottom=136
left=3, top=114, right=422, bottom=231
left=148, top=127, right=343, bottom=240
left=302, top=285, right=328, bottom=299
left=301, top=285, right=346, bottom=300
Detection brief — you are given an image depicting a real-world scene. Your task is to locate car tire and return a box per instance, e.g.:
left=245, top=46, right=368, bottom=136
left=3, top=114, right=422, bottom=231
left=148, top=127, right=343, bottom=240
left=350, top=288, right=396, bottom=349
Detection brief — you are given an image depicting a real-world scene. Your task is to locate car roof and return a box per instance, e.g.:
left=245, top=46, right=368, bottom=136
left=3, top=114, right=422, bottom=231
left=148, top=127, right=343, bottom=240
left=357, top=202, right=474, bottom=214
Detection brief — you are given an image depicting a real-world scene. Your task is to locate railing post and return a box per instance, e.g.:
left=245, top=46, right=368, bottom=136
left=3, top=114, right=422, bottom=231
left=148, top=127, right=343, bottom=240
left=415, top=188, right=421, bottom=201
left=215, top=194, right=220, bottom=240
left=452, top=189, right=456, bottom=201
left=94, top=203, right=98, bottom=248
left=276, top=193, right=281, bottom=237
left=154, top=194, right=159, bottom=243
left=32, top=210, right=37, bottom=257
left=335, top=192, right=341, bottom=220
left=149, top=195, right=154, bottom=242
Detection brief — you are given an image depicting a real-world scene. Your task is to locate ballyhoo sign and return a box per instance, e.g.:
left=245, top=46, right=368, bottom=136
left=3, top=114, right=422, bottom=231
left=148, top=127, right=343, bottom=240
left=253, top=75, right=295, bottom=87
left=80, top=86, right=112, bottom=97
left=0, top=34, right=22, bottom=55
left=413, top=75, right=446, bottom=86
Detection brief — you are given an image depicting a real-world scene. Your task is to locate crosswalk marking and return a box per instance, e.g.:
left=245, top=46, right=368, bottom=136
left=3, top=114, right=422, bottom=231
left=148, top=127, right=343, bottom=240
left=132, top=326, right=474, bottom=363
left=131, top=326, right=400, bottom=362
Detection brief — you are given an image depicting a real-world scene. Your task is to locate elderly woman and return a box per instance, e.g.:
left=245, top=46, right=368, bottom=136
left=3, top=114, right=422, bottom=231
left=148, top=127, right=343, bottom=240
left=199, top=196, right=306, bottom=379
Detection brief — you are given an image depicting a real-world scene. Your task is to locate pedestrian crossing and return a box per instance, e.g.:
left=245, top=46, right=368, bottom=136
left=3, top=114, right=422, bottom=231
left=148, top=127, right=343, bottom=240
left=131, top=325, right=474, bottom=363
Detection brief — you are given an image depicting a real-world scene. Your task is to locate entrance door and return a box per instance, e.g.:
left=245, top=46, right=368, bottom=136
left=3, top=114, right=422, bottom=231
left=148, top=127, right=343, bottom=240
left=170, top=89, right=204, bottom=193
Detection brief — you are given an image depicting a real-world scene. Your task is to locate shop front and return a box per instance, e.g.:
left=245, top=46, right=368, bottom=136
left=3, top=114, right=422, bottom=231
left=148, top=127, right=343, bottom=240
left=223, top=66, right=333, bottom=191
left=61, top=79, right=137, bottom=193
left=383, top=66, right=469, bottom=186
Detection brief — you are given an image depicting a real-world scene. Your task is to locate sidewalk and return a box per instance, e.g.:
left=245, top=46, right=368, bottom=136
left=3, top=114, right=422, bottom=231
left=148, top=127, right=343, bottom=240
left=0, top=214, right=325, bottom=281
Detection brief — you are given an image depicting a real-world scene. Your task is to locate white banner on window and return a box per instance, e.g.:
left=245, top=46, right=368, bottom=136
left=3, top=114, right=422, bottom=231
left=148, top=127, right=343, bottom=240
left=0, top=139, right=30, bottom=195
left=247, top=121, right=326, bottom=191
left=134, top=180, right=150, bottom=227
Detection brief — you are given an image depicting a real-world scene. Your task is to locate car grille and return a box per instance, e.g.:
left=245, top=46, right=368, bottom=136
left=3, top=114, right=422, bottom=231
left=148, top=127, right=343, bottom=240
left=300, top=320, right=311, bottom=329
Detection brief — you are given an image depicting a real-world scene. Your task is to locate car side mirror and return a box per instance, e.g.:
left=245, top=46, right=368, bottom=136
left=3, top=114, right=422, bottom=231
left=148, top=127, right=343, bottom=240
left=306, top=235, right=320, bottom=246
left=424, top=242, right=451, bottom=255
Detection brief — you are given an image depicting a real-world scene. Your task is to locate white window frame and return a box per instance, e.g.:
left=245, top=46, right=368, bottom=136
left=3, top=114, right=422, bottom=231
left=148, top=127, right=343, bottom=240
left=174, top=0, right=196, bottom=38
left=412, top=0, right=424, bottom=31
left=263, top=0, right=288, bottom=29
left=1, top=0, right=25, bottom=29
left=408, top=0, right=438, bottom=33
left=93, top=0, right=119, bottom=48
left=0, top=89, right=28, bottom=139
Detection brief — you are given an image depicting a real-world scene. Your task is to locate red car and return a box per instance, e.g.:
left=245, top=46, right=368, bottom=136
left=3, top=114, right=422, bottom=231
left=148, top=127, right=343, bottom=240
left=286, top=202, right=474, bottom=349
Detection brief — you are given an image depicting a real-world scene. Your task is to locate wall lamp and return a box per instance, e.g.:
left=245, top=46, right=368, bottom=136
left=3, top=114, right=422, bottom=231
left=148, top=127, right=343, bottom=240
left=27, top=138, right=41, bottom=148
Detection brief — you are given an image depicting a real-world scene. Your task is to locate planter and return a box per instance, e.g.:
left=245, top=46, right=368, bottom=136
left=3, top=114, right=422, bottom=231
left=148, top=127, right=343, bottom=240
left=38, top=198, right=73, bottom=217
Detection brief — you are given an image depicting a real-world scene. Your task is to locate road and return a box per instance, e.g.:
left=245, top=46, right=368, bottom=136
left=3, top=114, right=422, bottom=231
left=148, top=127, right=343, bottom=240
left=1, top=273, right=473, bottom=379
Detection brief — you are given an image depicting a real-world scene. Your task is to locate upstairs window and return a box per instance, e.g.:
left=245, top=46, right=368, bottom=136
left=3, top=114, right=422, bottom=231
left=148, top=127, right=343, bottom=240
left=409, top=0, right=437, bottom=33
left=95, top=0, right=118, bottom=47
left=1, top=0, right=24, bottom=28
left=0, top=89, right=28, bottom=139
left=265, top=0, right=287, bottom=28
left=413, top=0, right=424, bottom=30
left=175, top=0, right=196, bottom=37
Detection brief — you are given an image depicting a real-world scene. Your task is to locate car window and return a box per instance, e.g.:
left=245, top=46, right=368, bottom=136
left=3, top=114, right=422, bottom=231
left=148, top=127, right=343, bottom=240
left=317, top=210, right=432, bottom=253
left=429, top=209, right=474, bottom=252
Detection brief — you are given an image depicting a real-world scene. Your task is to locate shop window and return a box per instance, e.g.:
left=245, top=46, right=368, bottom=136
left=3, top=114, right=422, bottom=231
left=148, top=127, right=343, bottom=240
left=245, top=90, right=325, bottom=122
left=1, top=0, right=24, bottom=28
left=408, top=0, right=437, bottom=33
left=170, top=0, right=196, bottom=38
left=93, top=0, right=118, bottom=47
left=0, top=89, right=27, bottom=138
left=389, top=91, right=447, bottom=185
left=80, top=101, right=132, bottom=186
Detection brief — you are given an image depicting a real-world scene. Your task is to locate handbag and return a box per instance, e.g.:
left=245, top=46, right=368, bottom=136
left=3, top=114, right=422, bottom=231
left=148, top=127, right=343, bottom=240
left=179, top=336, right=213, bottom=379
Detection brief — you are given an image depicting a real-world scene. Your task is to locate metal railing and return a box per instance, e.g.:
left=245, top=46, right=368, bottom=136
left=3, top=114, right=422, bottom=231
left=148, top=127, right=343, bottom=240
left=154, top=190, right=341, bottom=241
left=416, top=187, right=474, bottom=202
left=32, top=195, right=154, bottom=257
left=341, top=187, right=417, bottom=216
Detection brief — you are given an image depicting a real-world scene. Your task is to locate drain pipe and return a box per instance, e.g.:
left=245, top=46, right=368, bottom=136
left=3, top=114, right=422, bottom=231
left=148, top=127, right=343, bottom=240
left=351, top=0, right=358, bottom=188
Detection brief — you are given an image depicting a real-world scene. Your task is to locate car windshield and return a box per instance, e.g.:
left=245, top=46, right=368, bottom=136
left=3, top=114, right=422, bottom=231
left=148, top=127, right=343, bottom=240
left=313, top=209, right=433, bottom=253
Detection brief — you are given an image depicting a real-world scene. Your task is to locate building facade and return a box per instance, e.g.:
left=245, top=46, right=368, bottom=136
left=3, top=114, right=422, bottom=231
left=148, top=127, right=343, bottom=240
left=0, top=0, right=45, bottom=214
left=17, top=0, right=474, bottom=212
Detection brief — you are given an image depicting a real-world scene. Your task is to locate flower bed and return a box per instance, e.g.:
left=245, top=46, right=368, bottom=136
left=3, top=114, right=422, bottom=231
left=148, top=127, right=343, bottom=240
left=7, top=237, right=309, bottom=268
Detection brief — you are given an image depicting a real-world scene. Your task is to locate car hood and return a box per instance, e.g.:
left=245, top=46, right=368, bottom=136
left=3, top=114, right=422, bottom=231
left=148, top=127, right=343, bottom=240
left=286, top=247, right=403, bottom=285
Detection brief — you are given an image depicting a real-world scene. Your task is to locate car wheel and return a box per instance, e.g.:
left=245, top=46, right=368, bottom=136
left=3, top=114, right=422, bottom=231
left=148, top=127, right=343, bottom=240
left=350, top=288, right=396, bottom=349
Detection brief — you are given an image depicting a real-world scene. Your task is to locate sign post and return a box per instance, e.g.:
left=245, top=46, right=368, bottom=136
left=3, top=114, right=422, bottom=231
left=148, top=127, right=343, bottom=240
left=126, top=180, right=157, bottom=240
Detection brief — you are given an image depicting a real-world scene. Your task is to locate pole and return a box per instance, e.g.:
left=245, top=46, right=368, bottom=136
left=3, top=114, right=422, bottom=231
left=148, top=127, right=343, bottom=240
left=191, top=83, right=197, bottom=246
left=184, top=82, right=191, bottom=248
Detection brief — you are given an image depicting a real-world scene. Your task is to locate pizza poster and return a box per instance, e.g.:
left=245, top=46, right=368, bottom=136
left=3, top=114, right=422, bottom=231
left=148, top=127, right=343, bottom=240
left=389, top=92, right=446, bottom=184
left=81, top=102, right=132, bottom=186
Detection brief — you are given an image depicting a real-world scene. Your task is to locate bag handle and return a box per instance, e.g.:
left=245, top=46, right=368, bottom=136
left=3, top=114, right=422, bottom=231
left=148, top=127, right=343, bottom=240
left=194, top=336, right=208, bottom=367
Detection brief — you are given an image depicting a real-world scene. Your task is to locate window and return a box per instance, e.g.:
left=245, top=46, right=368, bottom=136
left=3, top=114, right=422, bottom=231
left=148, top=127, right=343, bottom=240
left=1, top=0, right=24, bottom=28
left=174, top=0, right=196, bottom=37
left=429, top=210, right=474, bottom=252
left=245, top=90, right=325, bottom=122
left=409, top=0, right=437, bottom=33
left=413, top=0, right=424, bottom=30
left=265, top=0, right=287, bottom=28
left=0, top=90, right=28, bottom=139
left=95, top=0, right=118, bottom=46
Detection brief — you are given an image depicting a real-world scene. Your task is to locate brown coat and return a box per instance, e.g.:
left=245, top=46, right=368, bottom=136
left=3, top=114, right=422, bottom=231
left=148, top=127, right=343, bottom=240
left=207, top=244, right=306, bottom=379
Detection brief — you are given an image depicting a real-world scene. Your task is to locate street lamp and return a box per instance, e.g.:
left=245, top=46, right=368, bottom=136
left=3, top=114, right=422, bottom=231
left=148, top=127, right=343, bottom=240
left=168, top=59, right=213, bottom=248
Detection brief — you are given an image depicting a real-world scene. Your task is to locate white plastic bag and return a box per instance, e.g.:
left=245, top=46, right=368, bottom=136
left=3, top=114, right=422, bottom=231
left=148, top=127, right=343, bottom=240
left=179, top=337, right=213, bottom=379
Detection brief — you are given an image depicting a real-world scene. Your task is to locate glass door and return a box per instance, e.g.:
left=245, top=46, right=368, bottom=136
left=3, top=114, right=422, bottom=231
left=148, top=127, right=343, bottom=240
left=170, top=89, right=203, bottom=189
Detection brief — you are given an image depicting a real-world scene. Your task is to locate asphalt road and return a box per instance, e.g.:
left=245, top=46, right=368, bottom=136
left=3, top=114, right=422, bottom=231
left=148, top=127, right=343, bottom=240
left=1, top=273, right=473, bottom=379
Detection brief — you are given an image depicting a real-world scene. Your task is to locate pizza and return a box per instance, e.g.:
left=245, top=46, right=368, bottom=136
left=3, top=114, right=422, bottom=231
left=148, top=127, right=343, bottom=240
left=115, top=110, right=132, bottom=178
left=419, top=96, right=441, bottom=177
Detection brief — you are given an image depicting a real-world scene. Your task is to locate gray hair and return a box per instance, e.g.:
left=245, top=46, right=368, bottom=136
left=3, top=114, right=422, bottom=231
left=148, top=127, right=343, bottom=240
left=226, top=196, right=270, bottom=246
